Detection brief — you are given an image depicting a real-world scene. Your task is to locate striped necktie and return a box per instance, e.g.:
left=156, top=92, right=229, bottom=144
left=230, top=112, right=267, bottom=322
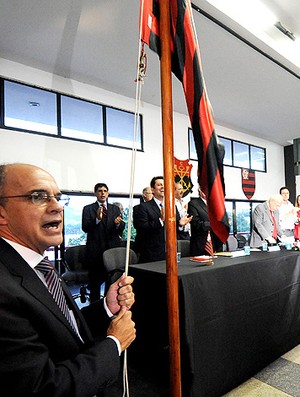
left=99, top=203, right=107, bottom=220
left=36, top=258, right=77, bottom=334
left=160, top=202, right=164, bottom=221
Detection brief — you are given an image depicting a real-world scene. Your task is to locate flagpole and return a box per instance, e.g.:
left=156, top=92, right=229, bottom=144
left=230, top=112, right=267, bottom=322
left=159, top=1, right=182, bottom=396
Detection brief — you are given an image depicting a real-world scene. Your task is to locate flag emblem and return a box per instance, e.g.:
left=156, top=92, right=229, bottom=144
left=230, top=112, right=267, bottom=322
left=174, top=157, right=193, bottom=197
left=241, top=168, right=255, bottom=199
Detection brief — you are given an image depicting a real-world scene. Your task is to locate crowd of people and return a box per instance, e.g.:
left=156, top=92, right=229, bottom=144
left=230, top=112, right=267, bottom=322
left=79, top=176, right=300, bottom=311
left=1, top=161, right=300, bottom=396
left=82, top=177, right=300, bottom=295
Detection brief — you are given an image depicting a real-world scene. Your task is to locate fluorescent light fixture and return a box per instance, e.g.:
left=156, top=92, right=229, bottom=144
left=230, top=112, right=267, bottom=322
left=275, top=21, right=296, bottom=41
left=205, top=0, right=300, bottom=69
left=205, top=0, right=277, bottom=31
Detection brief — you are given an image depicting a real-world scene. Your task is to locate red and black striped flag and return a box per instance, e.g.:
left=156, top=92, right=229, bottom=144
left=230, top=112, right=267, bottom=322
left=140, top=0, right=229, bottom=242
left=241, top=168, right=256, bottom=199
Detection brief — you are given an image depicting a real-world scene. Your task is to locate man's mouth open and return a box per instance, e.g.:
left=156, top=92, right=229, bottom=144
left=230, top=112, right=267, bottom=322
left=42, top=221, right=61, bottom=230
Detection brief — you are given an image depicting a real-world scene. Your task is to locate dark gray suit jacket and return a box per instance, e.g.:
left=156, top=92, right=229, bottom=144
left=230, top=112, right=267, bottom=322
left=188, top=197, right=223, bottom=256
left=0, top=238, right=119, bottom=397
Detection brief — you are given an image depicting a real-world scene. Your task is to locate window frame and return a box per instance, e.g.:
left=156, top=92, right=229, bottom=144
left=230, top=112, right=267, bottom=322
left=0, top=77, right=144, bottom=152
left=188, top=128, right=266, bottom=173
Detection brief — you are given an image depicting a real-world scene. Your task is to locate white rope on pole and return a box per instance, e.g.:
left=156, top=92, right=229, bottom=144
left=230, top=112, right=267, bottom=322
left=122, top=2, right=147, bottom=396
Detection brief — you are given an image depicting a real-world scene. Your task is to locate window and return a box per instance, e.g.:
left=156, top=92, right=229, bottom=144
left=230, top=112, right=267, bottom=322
left=225, top=199, right=264, bottom=242
left=4, top=81, right=57, bottom=134
left=64, top=195, right=94, bottom=247
left=61, top=96, right=103, bottom=142
left=189, top=129, right=266, bottom=172
left=235, top=201, right=251, bottom=234
left=250, top=145, right=266, bottom=171
left=188, top=128, right=197, bottom=160
left=219, top=137, right=232, bottom=166
left=0, top=77, right=144, bottom=151
left=233, top=141, right=249, bottom=168
left=225, top=201, right=234, bottom=234
left=106, top=107, right=142, bottom=150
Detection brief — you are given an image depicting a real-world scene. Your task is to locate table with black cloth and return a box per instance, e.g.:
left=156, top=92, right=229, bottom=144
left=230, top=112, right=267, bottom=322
left=129, top=250, right=300, bottom=397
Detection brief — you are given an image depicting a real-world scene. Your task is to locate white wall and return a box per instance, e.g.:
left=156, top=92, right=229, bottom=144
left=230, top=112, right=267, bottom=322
left=0, top=58, right=285, bottom=199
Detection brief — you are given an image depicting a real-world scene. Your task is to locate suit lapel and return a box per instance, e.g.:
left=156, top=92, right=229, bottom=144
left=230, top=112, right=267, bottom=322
left=91, top=201, right=99, bottom=215
left=198, top=198, right=208, bottom=214
left=0, top=239, right=88, bottom=342
left=149, top=199, right=161, bottom=216
left=264, top=202, right=273, bottom=222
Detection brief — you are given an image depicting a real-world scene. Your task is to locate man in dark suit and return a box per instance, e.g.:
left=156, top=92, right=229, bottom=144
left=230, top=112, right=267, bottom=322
left=0, top=163, right=135, bottom=397
left=188, top=186, right=223, bottom=256
left=133, top=176, right=191, bottom=263
left=133, top=176, right=165, bottom=263
left=82, top=183, right=125, bottom=301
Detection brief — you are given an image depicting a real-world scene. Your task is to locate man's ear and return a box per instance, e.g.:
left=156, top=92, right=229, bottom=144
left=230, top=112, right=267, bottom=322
left=0, top=206, right=9, bottom=225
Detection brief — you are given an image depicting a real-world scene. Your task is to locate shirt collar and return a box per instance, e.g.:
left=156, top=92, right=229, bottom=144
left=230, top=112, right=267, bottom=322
left=1, top=238, right=44, bottom=269
left=153, top=197, right=164, bottom=208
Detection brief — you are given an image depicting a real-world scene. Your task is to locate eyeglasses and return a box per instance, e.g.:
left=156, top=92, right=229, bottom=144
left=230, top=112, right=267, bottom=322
left=0, top=192, right=70, bottom=207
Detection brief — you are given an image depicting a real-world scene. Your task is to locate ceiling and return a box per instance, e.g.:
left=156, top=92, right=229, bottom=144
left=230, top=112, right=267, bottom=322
left=0, top=0, right=300, bottom=146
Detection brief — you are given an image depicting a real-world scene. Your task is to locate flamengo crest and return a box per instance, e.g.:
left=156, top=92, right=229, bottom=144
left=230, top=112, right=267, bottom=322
left=241, top=168, right=256, bottom=199
left=174, top=157, right=194, bottom=197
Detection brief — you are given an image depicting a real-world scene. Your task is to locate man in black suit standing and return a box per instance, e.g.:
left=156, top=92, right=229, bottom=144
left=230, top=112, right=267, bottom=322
left=82, top=183, right=125, bottom=302
left=133, top=176, right=165, bottom=263
left=0, top=163, right=135, bottom=396
left=133, top=176, right=191, bottom=263
left=188, top=185, right=223, bottom=256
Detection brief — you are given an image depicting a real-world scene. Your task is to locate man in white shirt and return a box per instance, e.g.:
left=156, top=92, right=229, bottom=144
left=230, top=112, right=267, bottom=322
left=175, top=182, right=191, bottom=240
left=279, top=186, right=297, bottom=237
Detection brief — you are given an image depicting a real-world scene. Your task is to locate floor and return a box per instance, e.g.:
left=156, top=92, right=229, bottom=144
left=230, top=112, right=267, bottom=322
left=100, top=344, right=300, bottom=397
left=68, top=283, right=300, bottom=397
left=224, top=345, right=300, bottom=397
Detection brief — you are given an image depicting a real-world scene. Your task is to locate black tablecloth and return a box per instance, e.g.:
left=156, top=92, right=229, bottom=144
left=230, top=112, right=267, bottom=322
left=129, top=250, right=300, bottom=397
